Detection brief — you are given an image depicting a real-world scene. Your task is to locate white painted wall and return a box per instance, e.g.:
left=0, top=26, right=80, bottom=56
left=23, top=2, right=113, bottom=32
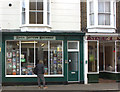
left=0, top=0, right=20, bottom=29
left=51, top=0, right=80, bottom=31
left=0, top=0, right=80, bottom=31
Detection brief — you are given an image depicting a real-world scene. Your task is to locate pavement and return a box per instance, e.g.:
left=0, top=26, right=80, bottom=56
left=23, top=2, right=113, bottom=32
left=1, top=83, right=120, bottom=92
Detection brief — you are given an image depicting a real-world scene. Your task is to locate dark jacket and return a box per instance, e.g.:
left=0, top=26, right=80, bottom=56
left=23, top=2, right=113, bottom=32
left=37, top=63, right=45, bottom=74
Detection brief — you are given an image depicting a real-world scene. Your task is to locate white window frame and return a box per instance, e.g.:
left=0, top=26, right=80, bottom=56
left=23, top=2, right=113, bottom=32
left=20, top=0, right=50, bottom=27
left=5, top=40, right=64, bottom=77
left=87, top=0, right=116, bottom=29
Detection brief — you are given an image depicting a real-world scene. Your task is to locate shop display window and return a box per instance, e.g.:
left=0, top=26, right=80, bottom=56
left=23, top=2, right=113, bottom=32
left=6, top=40, right=63, bottom=76
left=88, top=41, right=97, bottom=72
left=6, top=41, right=20, bottom=75
left=116, top=42, right=120, bottom=72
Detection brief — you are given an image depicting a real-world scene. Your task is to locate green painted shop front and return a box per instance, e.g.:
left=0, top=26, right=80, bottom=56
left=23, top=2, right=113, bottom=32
left=2, top=32, right=84, bottom=84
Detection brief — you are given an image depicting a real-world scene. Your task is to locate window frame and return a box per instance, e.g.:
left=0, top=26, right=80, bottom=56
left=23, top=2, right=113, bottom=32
left=5, top=40, right=64, bottom=77
left=21, top=0, right=50, bottom=26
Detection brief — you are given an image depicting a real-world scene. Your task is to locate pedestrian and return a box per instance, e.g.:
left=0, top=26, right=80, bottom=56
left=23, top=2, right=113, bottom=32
left=37, top=60, right=48, bottom=89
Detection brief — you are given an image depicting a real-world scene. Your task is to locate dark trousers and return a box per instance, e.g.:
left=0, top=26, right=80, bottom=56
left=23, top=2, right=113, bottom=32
left=37, top=74, right=45, bottom=87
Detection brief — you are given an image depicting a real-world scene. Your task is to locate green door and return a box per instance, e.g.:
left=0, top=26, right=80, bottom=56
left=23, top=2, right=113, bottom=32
left=68, top=52, right=79, bottom=81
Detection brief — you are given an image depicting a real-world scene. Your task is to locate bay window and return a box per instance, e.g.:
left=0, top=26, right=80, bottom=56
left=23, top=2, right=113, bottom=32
left=87, top=0, right=116, bottom=28
left=6, top=40, right=63, bottom=76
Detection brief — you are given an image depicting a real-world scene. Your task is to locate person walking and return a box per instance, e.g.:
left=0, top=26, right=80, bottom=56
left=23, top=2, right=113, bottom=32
left=37, top=60, right=48, bottom=89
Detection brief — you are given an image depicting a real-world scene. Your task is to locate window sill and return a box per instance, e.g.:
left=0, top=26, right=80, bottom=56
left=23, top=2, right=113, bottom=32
left=88, top=26, right=116, bottom=29
left=6, top=75, right=64, bottom=77
left=21, top=24, right=51, bottom=28
left=88, top=72, right=99, bottom=74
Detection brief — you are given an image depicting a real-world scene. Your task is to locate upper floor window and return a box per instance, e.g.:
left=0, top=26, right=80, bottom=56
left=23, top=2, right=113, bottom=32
left=22, top=0, right=50, bottom=25
left=88, top=0, right=116, bottom=28
left=98, top=0, right=110, bottom=25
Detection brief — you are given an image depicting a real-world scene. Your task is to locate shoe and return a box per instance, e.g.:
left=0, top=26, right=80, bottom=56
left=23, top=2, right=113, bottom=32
left=38, top=86, right=42, bottom=89
left=43, top=86, right=48, bottom=89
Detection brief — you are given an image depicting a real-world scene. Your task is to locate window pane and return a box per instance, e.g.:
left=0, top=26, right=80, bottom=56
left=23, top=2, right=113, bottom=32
left=105, top=2, right=110, bottom=12
left=36, top=41, right=48, bottom=75
left=88, top=41, right=97, bottom=72
left=117, top=42, right=120, bottom=72
left=105, top=14, right=110, bottom=25
left=50, top=41, right=63, bottom=75
left=105, top=42, right=115, bottom=72
left=98, top=14, right=105, bottom=25
left=90, top=1, right=94, bottom=13
left=98, top=2, right=104, bottom=13
left=22, top=12, right=25, bottom=24
left=29, top=12, right=36, bottom=24
left=47, top=0, right=50, bottom=12
left=21, top=41, right=34, bottom=75
left=90, top=14, right=94, bottom=25
left=29, top=0, right=36, bottom=10
left=68, top=42, right=78, bottom=50
left=37, top=0, right=43, bottom=10
left=6, top=41, right=20, bottom=75
left=37, top=12, right=43, bottom=24
left=47, top=12, right=50, bottom=25
left=22, top=0, right=25, bottom=11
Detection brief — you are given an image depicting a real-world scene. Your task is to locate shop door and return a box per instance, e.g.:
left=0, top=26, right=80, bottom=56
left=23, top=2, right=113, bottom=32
left=68, top=52, right=79, bottom=81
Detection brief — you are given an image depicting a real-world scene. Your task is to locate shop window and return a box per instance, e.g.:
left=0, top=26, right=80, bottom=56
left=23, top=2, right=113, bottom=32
left=116, top=42, right=120, bottom=72
left=50, top=41, right=63, bottom=75
left=6, top=40, right=63, bottom=76
left=88, top=41, right=97, bottom=72
left=6, top=41, right=20, bottom=75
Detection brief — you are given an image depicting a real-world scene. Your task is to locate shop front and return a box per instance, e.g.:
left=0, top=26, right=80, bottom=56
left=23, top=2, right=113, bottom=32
left=2, top=32, right=84, bottom=84
left=85, top=34, right=120, bottom=83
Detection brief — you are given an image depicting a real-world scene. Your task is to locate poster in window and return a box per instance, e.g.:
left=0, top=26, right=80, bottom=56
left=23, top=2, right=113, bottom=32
left=7, top=52, right=12, bottom=58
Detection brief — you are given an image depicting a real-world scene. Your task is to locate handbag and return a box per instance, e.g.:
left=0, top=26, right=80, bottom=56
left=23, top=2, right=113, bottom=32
left=33, top=66, right=37, bottom=75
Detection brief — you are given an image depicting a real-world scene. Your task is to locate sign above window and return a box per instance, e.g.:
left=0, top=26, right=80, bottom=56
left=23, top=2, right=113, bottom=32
left=14, top=36, right=56, bottom=40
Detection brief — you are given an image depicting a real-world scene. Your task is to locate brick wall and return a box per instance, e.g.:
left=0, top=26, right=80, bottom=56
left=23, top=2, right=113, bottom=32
left=80, top=1, right=87, bottom=32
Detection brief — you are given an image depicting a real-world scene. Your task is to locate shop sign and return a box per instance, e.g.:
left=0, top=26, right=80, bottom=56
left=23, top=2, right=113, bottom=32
left=87, top=36, right=120, bottom=41
left=14, top=36, right=56, bottom=40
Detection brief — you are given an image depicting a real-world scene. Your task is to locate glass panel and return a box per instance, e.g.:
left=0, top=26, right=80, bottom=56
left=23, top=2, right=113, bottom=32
left=47, top=0, right=50, bottom=12
left=37, top=12, right=43, bottom=24
left=22, top=0, right=25, bottom=11
left=29, top=12, right=36, bottom=24
left=68, top=42, right=78, bottom=50
left=22, top=12, right=25, bottom=24
left=29, top=0, right=36, bottom=10
left=6, top=41, right=20, bottom=75
left=47, top=12, right=50, bottom=25
left=37, top=0, right=43, bottom=10
left=105, top=14, right=110, bottom=25
left=98, top=14, right=105, bottom=25
left=90, top=14, right=94, bottom=25
left=21, top=41, right=34, bottom=75
left=90, top=1, right=94, bottom=13
left=116, top=42, right=120, bottom=72
left=98, top=2, right=104, bottom=13
left=50, top=41, right=63, bottom=74
left=68, top=52, right=78, bottom=71
left=88, top=41, right=97, bottom=72
left=105, top=2, right=110, bottom=12
left=104, top=42, right=115, bottom=72
left=36, top=41, right=48, bottom=75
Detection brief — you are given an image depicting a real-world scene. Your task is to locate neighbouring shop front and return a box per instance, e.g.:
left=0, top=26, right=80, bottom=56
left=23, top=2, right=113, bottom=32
left=85, top=34, right=120, bottom=83
left=2, top=32, right=84, bottom=84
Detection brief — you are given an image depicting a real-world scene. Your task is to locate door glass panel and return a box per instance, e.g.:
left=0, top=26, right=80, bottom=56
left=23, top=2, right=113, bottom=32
left=68, top=42, right=78, bottom=50
left=68, top=52, right=78, bottom=71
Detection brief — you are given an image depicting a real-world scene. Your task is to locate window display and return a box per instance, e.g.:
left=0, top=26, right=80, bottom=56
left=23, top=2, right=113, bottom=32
left=88, top=41, right=97, bottom=72
left=6, top=40, right=63, bottom=76
left=6, top=41, right=20, bottom=75
left=116, top=42, right=120, bottom=72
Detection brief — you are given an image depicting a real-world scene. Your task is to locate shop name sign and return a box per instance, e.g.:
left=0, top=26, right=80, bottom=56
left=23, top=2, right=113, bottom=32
left=87, top=36, right=120, bottom=41
left=14, top=36, right=56, bottom=40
